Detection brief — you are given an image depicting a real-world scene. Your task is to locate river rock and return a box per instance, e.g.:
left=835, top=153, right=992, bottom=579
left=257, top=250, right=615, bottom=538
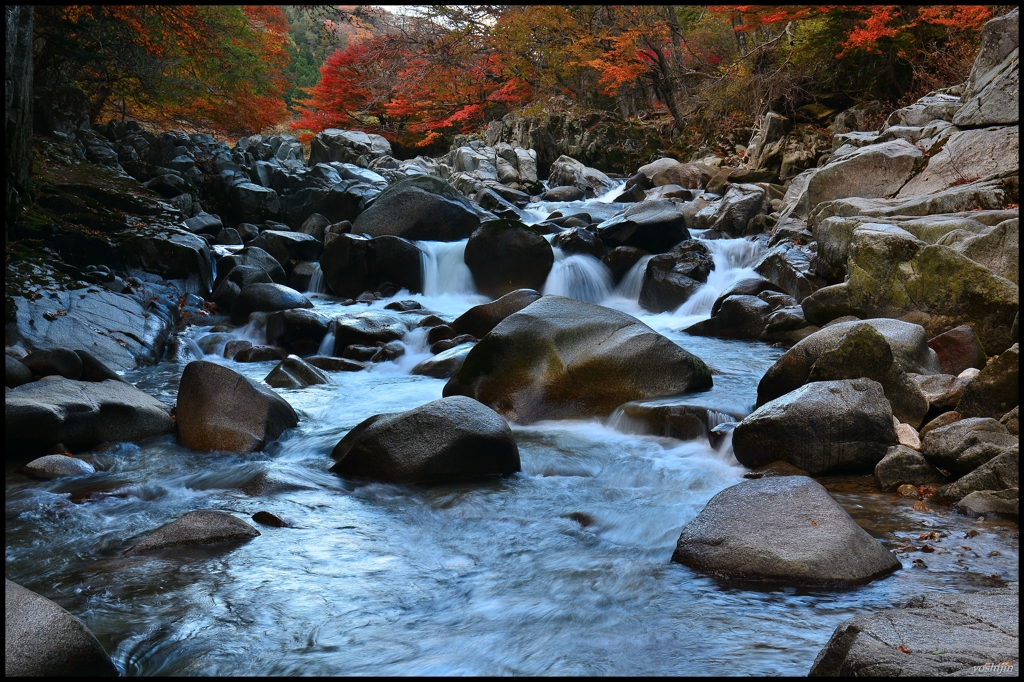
left=443, top=296, right=712, bottom=424
left=908, top=372, right=972, bottom=410
left=685, top=295, right=772, bottom=340
left=947, top=218, right=1018, bottom=285
left=927, top=324, right=988, bottom=375
left=551, top=227, right=605, bottom=259
left=955, top=343, right=1019, bottom=420
left=709, top=183, right=768, bottom=236
left=411, top=343, right=474, bottom=379
left=265, top=355, right=330, bottom=389
left=952, top=9, right=1019, bottom=127
left=231, top=182, right=280, bottom=224
left=898, top=126, right=1018, bottom=197
left=805, top=139, right=924, bottom=207
left=954, top=488, right=1018, bottom=520
left=308, top=129, right=391, bottom=166
left=1000, top=405, right=1019, bottom=435
left=596, top=200, right=690, bottom=254
left=5, top=355, right=34, bottom=387
left=304, top=355, right=366, bottom=372
left=873, top=445, right=946, bottom=492
left=249, top=230, right=323, bottom=268
left=921, top=417, right=1016, bottom=477
left=21, top=454, right=97, bottom=479
left=122, top=510, right=259, bottom=556
left=613, top=400, right=744, bottom=443
left=450, top=289, right=542, bottom=339
left=548, top=155, right=615, bottom=197
left=175, top=360, right=298, bottom=453
left=672, top=476, right=900, bottom=586
left=319, top=233, right=422, bottom=299
left=20, top=348, right=83, bottom=380
left=638, top=240, right=714, bottom=313
left=230, top=283, right=313, bottom=326
left=5, top=579, right=118, bottom=677
left=757, top=318, right=940, bottom=407
left=331, top=312, right=409, bottom=355
left=464, top=219, right=554, bottom=298
left=6, top=379, right=174, bottom=452
left=937, top=446, right=1018, bottom=503
left=539, top=186, right=584, bottom=202
left=753, top=242, right=821, bottom=303
left=801, top=225, right=1019, bottom=354
left=352, top=175, right=480, bottom=241
left=602, top=246, right=650, bottom=282
left=734, top=379, right=897, bottom=475
left=74, top=349, right=122, bottom=383
left=330, top=395, right=520, bottom=483
left=808, top=584, right=1019, bottom=676
left=216, top=246, right=287, bottom=287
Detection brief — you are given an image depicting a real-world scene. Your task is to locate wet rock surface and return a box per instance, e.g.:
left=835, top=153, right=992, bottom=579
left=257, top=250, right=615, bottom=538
left=122, top=510, right=260, bottom=556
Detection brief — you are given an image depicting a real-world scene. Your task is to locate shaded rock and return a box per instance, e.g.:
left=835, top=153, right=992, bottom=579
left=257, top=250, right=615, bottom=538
left=596, top=200, right=690, bottom=254
left=298, top=213, right=330, bottom=242
left=601, top=246, right=650, bottom=282
left=384, top=300, right=423, bottom=312
left=742, top=460, right=810, bottom=479
left=709, top=184, right=768, bottom=236
left=874, top=445, right=946, bottom=491
left=5, top=578, right=118, bottom=677
left=231, top=182, right=280, bottom=224
left=956, top=343, right=1019, bottom=420
left=734, top=379, right=897, bottom=475
left=919, top=411, right=962, bottom=440
left=223, top=339, right=252, bottom=359
left=638, top=240, right=714, bottom=313
left=936, top=445, right=1018, bottom=503
left=753, top=242, right=821, bottom=302
left=921, top=417, right=1016, bottom=477
left=234, top=346, right=285, bottom=363
left=808, top=584, right=1019, bottom=676
left=999, top=405, right=1019, bottom=435
left=548, top=155, right=616, bottom=197
left=230, top=283, right=312, bottom=326
left=264, top=355, right=330, bottom=389
left=330, top=395, right=520, bottom=483
left=954, top=488, right=1018, bottom=520
left=551, top=227, right=605, bottom=259
left=464, top=219, right=553, bottom=298
left=539, top=186, right=584, bottom=202
left=426, top=324, right=455, bottom=345
left=672, top=476, right=900, bottom=586
left=216, top=246, right=287, bottom=287
left=411, top=343, right=474, bottom=379
left=304, top=355, right=366, bottom=372
left=331, top=312, right=409, bottom=355
left=928, top=324, right=989, bottom=375
left=308, top=129, right=391, bottom=166
left=319, top=233, right=422, bottom=299
left=948, top=218, right=1018, bottom=284
left=612, top=400, right=744, bottom=444
left=710, top=277, right=785, bottom=317
left=6, top=354, right=34, bottom=387
left=6, top=379, right=174, bottom=452
left=73, top=349, right=122, bottom=383
left=249, top=230, right=323, bottom=268
left=353, top=175, right=479, bottom=241
left=252, top=511, right=288, bottom=528
left=175, top=361, right=298, bottom=453
left=443, top=296, right=712, bottom=424
left=21, top=454, right=96, bottom=479
left=431, top=335, right=474, bottom=354
left=685, top=295, right=771, bottom=340
left=370, top=341, right=405, bottom=363
left=908, top=372, right=972, bottom=411
left=342, top=345, right=377, bottom=362
left=264, top=309, right=331, bottom=356
left=122, top=510, right=259, bottom=556
left=757, top=318, right=940, bottom=408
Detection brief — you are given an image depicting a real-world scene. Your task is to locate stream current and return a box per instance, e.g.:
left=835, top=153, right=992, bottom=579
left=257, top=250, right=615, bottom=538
left=5, top=189, right=1018, bottom=675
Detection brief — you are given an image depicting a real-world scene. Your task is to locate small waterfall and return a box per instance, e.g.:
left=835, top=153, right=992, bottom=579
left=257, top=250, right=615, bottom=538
left=612, top=254, right=654, bottom=303
left=418, top=240, right=477, bottom=296
left=307, top=263, right=327, bottom=295
left=317, top=320, right=336, bottom=356
left=543, top=247, right=614, bottom=303
left=675, top=238, right=765, bottom=316
left=184, top=337, right=206, bottom=361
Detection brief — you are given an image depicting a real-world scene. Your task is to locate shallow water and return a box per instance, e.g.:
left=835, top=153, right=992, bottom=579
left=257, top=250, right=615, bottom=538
left=5, top=201, right=1018, bottom=676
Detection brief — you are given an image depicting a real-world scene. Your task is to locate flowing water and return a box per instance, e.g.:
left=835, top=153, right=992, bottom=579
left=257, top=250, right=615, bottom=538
left=5, top=194, right=1018, bottom=676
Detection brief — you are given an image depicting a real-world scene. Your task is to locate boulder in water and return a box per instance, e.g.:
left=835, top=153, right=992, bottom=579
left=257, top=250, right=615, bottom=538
left=464, top=219, right=554, bottom=298
left=638, top=240, right=714, bottom=313
left=264, top=355, right=330, bottom=388
left=444, top=296, right=713, bottom=424
left=672, top=476, right=901, bottom=586
left=319, top=233, right=422, bottom=299
left=352, top=175, right=480, bottom=241
left=230, top=283, right=313, bottom=326
left=597, top=200, right=690, bottom=254
left=450, top=289, right=541, bottom=339
left=330, top=396, right=520, bottom=483
left=122, top=509, right=260, bottom=556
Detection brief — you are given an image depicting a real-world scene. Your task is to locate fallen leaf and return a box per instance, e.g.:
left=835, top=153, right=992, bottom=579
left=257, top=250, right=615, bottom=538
left=961, top=546, right=972, bottom=551
left=919, top=531, right=939, bottom=540
left=897, top=645, right=912, bottom=654
left=811, top=520, right=817, bottom=526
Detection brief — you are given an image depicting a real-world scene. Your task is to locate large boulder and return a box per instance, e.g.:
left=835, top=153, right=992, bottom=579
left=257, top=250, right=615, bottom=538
left=672, top=476, right=900, bottom=587
left=230, top=283, right=313, bottom=326
left=175, top=361, right=298, bottom=454
left=330, top=396, right=520, bottom=483
left=308, top=129, right=391, bottom=166
left=443, top=296, right=713, bottom=424
left=264, top=308, right=331, bottom=355
left=734, top=379, right=898, bottom=475
left=319, top=233, right=422, bottom=299
left=122, top=510, right=259, bottom=556
left=684, top=295, right=773, bottom=340
left=449, top=288, right=541, bottom=338
left=801, top=225, right=1019, bottom=354
left=752, top=242, right=821, bottom=302
left=638, top=240, right=714, bottom=313
left=805, top=139, right=924, bottom=206
left=231, top=182, right=280, bottom=224
left=596, top=200, right=690, bottom=254
left=757, top=318, right=941, bottom=407
left=248, top=230, right=323, bottom=268
left=331, top=311, right=410, bottom=355
left=120, top=227, right=214, bottom=293
left=215, top=245, right=286, bottom=286
left=921, top=417, right=1016, bottom=477
left=6, top=378, right=174, bottom=453
left=809, top=585, right=1019, bottom=676
left=937, top=446, right=1018, bottom=503
left=946, top=217, right=1018, bottom=284
left=264, top=355, right=330, bottom=389
left=952, top=9, right=1019, bottom=127
left=5, top=579, right=118, bottom=677
left=709, top=184, right=768, bottom=236
left=873, top=445, right=947, bottom=492
left=898, top=126, right=1018, bottom=197
left=351, top=175, right=480, bottom=241
left=411, top=343, right=474, bottom=379
left=463, top=219, right=553, bottom=298
left=927, top=324, right=988, bottom=375
left=548, top=155, right=616, bottom=197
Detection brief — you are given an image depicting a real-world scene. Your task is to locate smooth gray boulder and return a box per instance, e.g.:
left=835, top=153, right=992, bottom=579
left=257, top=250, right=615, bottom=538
left=952, top=8, right=1019, bottom=127
left=548, top=155, right=616, bottom=197
left=264, top=355, right=330, bottom=389
left=899, top=126, right=1018, bottom=197
left=597, top=200, right=690, bottom=254
left=449, top=288, right=541, bottom=338
left=230, top=282, right=312, bottom=326
left=921, top=417, right=1016, bottom=477
left=672, top=476, right=900, bottom=587
left=21, top=454, right=96, bottom=479
left=954, top=488, right=1018, bottom=520
left=956, top=343, right=1019, bottom=420
left=352, top=175, right=479, bottom=241
left=734, top=379, right=897, bottom=475
left=411, top=343, right=474, bottom=379
left=464, top=219, right=553, bottom=298
left=443, top=296, right=712, bottom=424
left=937, top=446, right=1018, bottom=503
left=809, top=584, right=1019, bottom=676
left=122, top=510, right=259, bottom=556
left=330, top=395, right=520, bottom=483
left=873, top=445, right=946, bottom=492
left=806, top=139, right=924, bottom=206
left=175, top=361, right=298, bottom=454
left=5, top=579, right=118, bottom=676
left=6, top=379, right=174, bottom=451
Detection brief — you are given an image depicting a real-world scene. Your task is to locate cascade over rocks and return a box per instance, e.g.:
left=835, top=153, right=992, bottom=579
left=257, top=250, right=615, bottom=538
left=175, top=361, right=298, bottom=454
left=443, top=296, right=712, bottom=424
left=464, top=219, right=554, bottom=298
left=672, top=476, right=900, bottom=587
left=330, top=396, right=520, bottom=483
